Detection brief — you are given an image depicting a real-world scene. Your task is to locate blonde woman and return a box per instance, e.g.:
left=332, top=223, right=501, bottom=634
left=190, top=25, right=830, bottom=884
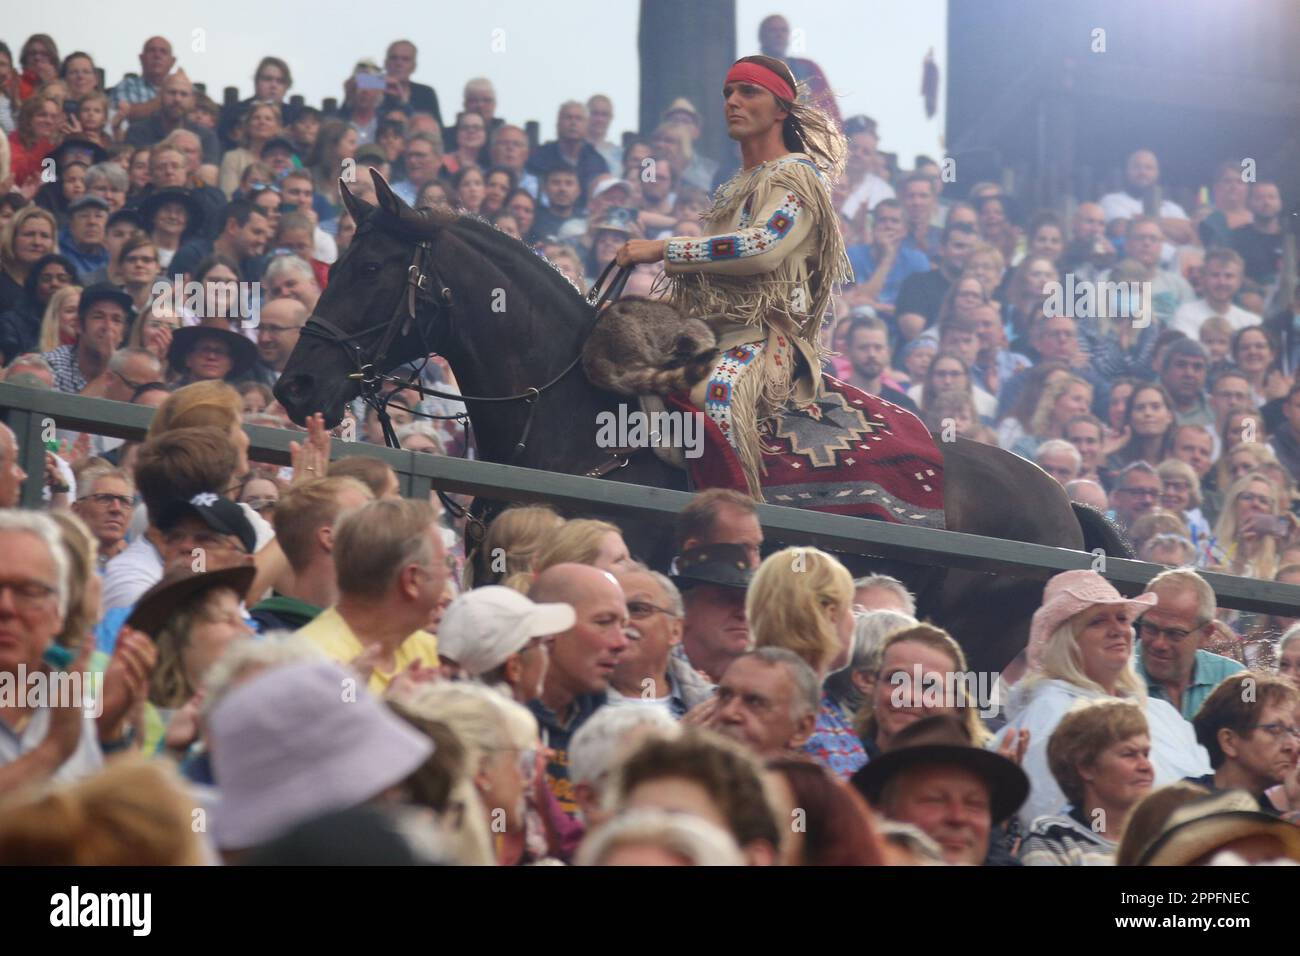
left=533, top=517, right=633, bottom=575
left=469, top=505, right=566, bottom=587
left=855, top=623, right=993, bottom=759
left=37, top=283, right=80, bottom=352
left=0, top=205, right=58, bottom=310
left=1010, top=373, right=1092, bottom=459
left=998, top=570, right=1209, bottom=830
left=219, top=101, right=284, bottom=198
left=393, top=682, right=542, bottom=865
left=1214, top=441, right=1277, bottom=508
left=1156, top=458, right=1211, bottom=549
left=1213, top=471, right=1298, bottom=580
left=126, top=298, right=180, bottom=363
left=747, top=546, right=863, bottom=778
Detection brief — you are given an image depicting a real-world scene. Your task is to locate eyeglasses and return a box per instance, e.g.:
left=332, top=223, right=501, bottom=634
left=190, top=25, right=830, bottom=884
left=627, top=600, right=676, bottom=620
left=111, top=368, right=149, bottom=391
left=248, top=183, right=281, bottom=194
left=1137, top=618, right=1204, bottom=643
left=1251, top=723, right=1300, bottom=741
left=0, top=580, right=59, bottom=608
left=1119, top=487, right=1160, bottom=498
left=78, top=492, right=133, bottom=509
left=123, top=254, right=158, bottom=265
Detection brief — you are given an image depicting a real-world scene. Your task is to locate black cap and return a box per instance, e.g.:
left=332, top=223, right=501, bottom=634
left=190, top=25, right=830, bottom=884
left=156, top=492, right=258, bottom=555
left=78, top=283, right=136, bottom=320
left=670, top=543, right=754, bottom=591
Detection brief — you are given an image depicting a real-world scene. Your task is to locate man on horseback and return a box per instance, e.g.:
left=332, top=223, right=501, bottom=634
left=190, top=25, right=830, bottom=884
left=616, top=55, right=853, bottom=499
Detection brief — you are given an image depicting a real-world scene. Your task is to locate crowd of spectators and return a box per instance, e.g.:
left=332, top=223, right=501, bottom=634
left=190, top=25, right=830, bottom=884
left=0, top=21, right=1297, bottom=867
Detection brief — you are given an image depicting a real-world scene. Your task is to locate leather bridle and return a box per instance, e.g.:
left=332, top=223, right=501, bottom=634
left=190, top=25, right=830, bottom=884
left=300, top=211, right=635, bottom=463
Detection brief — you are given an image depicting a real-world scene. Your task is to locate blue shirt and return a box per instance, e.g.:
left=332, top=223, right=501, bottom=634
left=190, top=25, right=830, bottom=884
left=901, top=227, right=943, bottom=267
left=802, top=693, right=868, bottom=780
left=846, top=243, right=932, bottom=305
left=1135, top=648, right=1245, bottom=721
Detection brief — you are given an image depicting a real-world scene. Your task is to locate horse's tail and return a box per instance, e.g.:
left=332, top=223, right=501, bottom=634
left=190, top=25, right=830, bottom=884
left=1072, top=502, right=1135, bottom=561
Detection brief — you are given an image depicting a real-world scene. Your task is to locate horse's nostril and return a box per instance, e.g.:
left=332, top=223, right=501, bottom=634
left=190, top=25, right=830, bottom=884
left=281, top=373, right=313, bottom=401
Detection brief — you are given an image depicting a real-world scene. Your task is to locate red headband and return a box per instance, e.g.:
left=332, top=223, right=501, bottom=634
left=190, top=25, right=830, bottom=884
left=725, top=61, right=795, bottom=103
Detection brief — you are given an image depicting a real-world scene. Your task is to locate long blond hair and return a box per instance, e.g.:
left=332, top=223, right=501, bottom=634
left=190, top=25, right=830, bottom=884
left=747, top=546, right=853, bottom=676
left=1029, top=374, right=1090, bottom=440
left=533, top=518, right=623, bottom=573
left=1214, top=470, right=1282, bottom=579
left=38, top=284, right=81, bottom=353
left=1022, top=613, right=1147, bottom=700
left=1215, top=442, right=1277, bottom=502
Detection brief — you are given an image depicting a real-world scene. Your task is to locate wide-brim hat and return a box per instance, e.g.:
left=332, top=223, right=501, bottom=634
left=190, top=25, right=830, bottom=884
left=1028, top=570, right=1157, bottom=670
left=208, top=660, right=433, bottom=849
left=1138, top=789, right=1300, bottom=866
left=126, top=565, right=257, bottom=639
left=850, top=716, right=1030, bottom=824
left=168, top=324, right=259, bottom=381
left=661, top=97, right=700, bottom=123
left=138, top=187, right=206, bottom=236
left=670, top=542, right=753, bottom=591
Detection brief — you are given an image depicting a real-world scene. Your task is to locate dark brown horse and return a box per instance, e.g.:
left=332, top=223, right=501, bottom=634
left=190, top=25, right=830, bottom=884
left=274, top=174, right=1126, bottom=674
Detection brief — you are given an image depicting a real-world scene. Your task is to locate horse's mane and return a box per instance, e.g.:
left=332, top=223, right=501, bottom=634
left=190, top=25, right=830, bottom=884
left=447, top=214, right=595, bottom=316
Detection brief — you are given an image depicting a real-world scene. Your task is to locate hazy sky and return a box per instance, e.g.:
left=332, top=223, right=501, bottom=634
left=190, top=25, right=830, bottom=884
left=6, top=0, right=946, bottom=162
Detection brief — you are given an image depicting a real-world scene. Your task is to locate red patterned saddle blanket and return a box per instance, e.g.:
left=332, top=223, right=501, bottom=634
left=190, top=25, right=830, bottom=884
left=664, top=374, right=945, bottom=528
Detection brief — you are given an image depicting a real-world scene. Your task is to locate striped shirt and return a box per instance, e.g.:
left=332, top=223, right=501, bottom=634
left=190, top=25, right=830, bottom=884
left=1019, top=809, right=1117, bottom=866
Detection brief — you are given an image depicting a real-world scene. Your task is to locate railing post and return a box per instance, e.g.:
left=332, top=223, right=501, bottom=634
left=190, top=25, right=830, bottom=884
left=9, top=408, right=48, bottom=509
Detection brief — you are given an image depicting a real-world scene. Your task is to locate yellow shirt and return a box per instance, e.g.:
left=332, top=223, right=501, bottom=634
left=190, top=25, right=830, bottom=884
left=297, top=607, right=439, bottom=695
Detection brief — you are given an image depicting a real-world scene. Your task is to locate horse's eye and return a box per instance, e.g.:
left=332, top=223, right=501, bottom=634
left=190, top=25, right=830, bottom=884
left=361, top=262, right=381, bottom=275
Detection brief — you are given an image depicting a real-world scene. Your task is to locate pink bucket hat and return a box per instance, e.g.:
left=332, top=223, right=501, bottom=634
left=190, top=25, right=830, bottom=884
left=1028, top=570, right=1158, bottom=669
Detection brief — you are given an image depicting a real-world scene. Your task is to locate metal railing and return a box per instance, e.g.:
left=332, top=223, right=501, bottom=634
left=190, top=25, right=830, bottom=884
left=4, top=381, right=1300, bottom=618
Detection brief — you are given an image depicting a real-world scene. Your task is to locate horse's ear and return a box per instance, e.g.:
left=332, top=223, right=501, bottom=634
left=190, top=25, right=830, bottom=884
left=372, top=169, right=406, bottom=217
left=339, top=179, right=373, bottom=222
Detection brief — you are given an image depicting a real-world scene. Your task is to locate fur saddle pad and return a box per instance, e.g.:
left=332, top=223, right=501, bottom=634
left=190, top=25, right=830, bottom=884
left=664, top=377, right=946, bottom=529
left=582, top=297, right=720, bottom=397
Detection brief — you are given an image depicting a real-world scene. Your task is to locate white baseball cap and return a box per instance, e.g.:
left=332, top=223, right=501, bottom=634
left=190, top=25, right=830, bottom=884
left=437, top=586, right=575, bottom=676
